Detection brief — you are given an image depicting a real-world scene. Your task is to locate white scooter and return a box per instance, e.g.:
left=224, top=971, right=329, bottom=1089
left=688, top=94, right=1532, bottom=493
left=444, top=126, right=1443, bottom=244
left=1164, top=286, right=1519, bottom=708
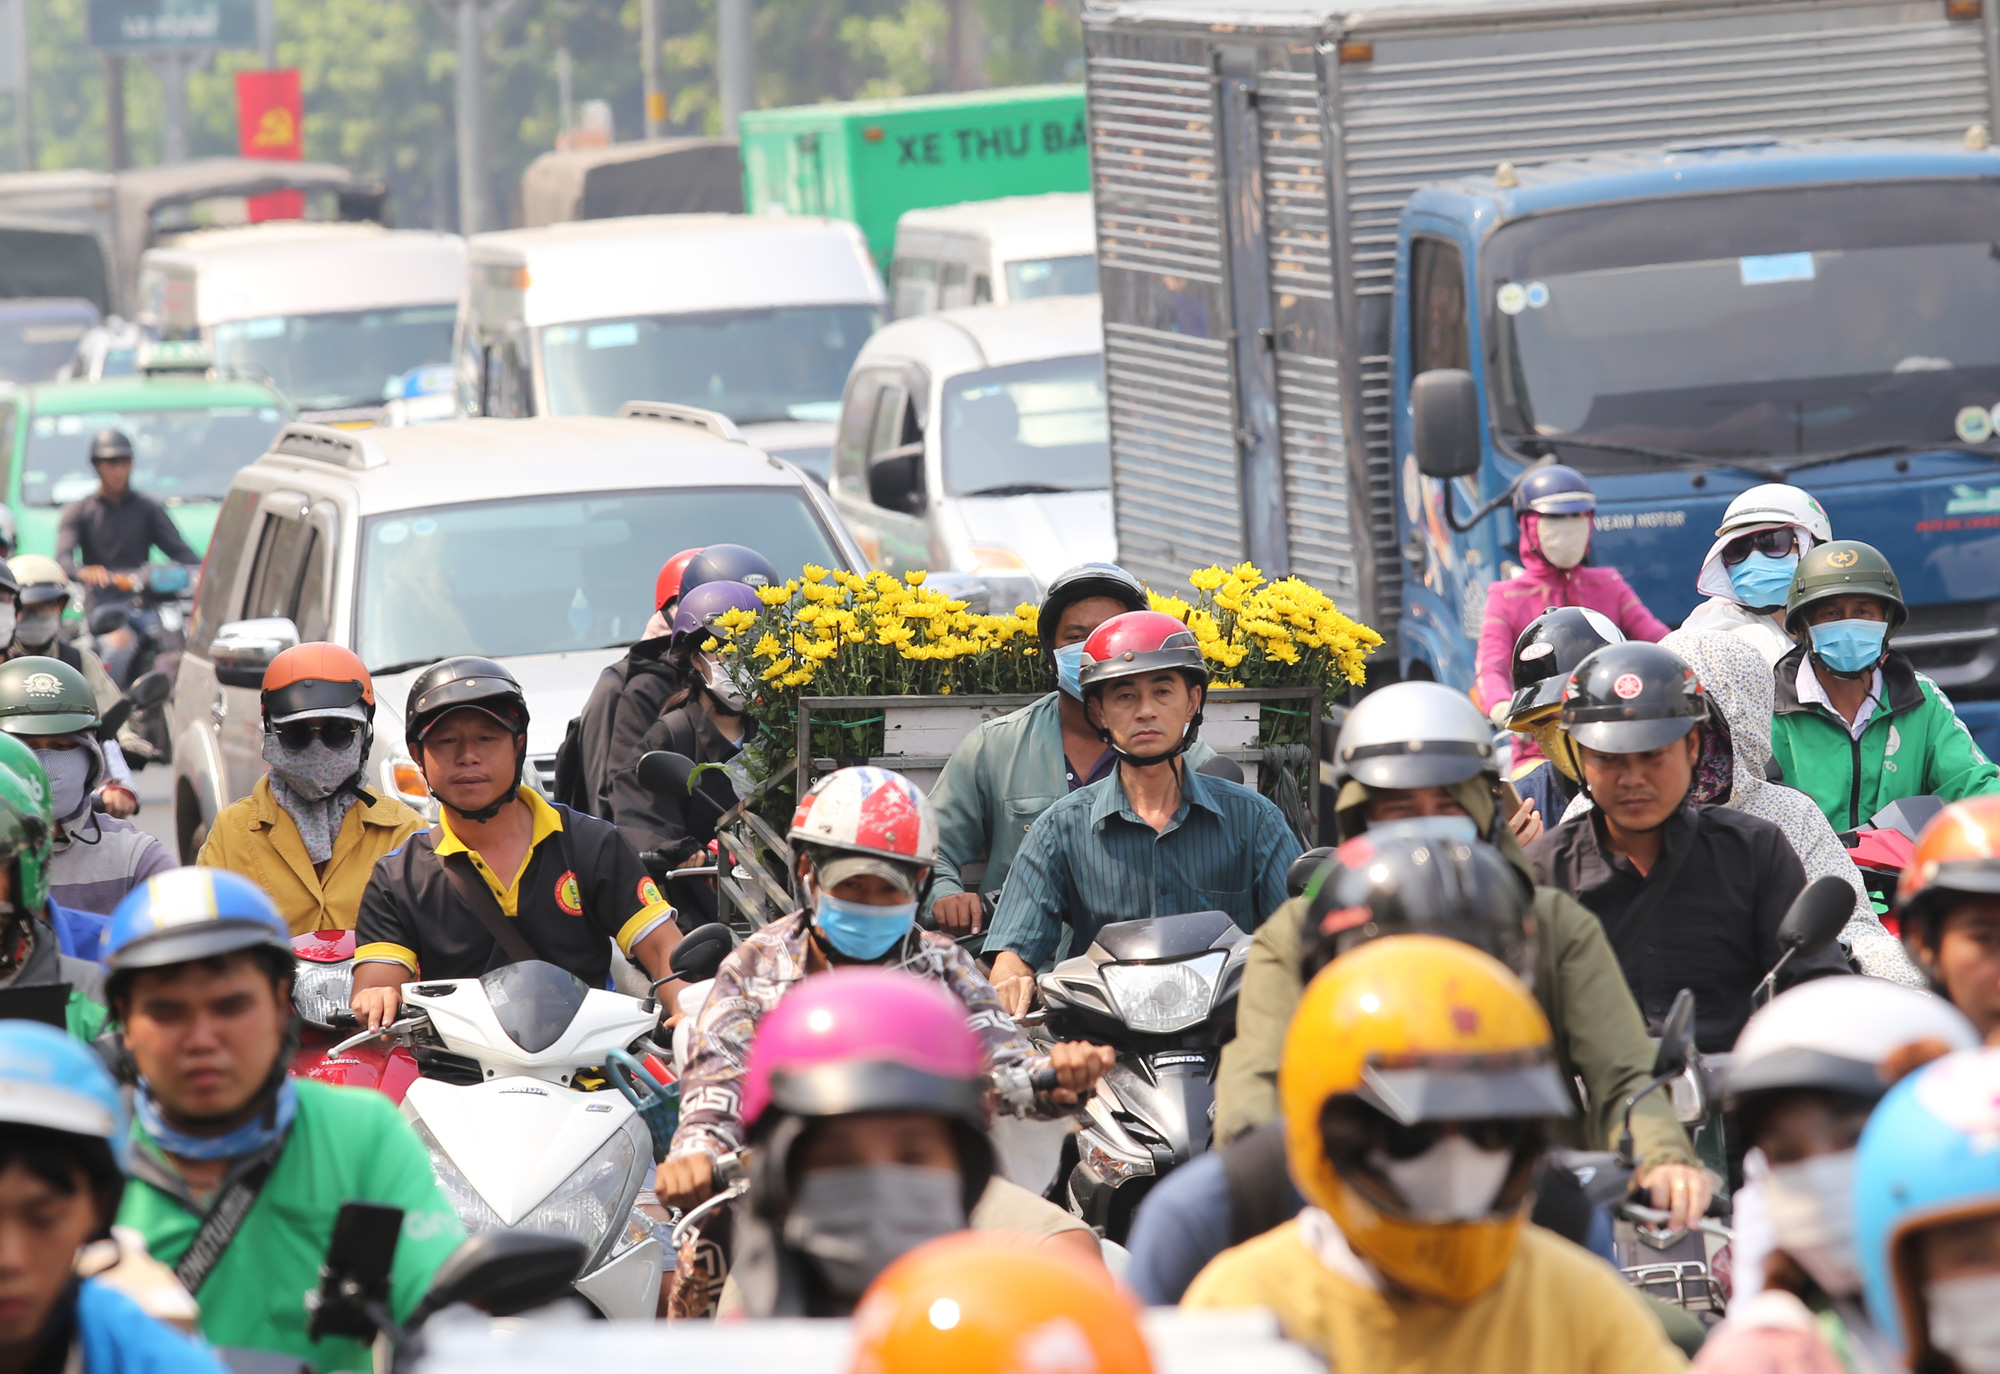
left=330, top=961, right=672, bottom=1318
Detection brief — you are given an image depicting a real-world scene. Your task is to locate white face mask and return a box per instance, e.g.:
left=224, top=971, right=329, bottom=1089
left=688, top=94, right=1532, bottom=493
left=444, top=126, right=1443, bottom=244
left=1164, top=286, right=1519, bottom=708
left=1927, top=1271, right=2000, bottom=1374
left=1760, top=1149, right=1861, bottom=1296
left=1537, top=515, right=1592, bottom=569
left=15, top=608, right=58, bottom=648
left=703, top=655, right=747, bottom=713
left=0, top=606, right=15, bottom=647
left=1370, top=1133, right=1514, bottom=1221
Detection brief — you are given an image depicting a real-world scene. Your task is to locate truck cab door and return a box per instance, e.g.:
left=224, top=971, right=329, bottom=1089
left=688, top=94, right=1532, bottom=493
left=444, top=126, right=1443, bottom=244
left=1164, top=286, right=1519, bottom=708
left=216, top=490, right=319, bottom=799
left=831, top=364, right=932, bottom=571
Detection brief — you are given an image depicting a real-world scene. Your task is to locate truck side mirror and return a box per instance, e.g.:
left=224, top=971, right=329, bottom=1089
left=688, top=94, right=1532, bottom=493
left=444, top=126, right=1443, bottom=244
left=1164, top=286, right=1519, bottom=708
left=1412, top=369, right=1482, bottom=480
left=868, top=442, right=927, bottom=515
left=210, top=617, right=301, bottom=689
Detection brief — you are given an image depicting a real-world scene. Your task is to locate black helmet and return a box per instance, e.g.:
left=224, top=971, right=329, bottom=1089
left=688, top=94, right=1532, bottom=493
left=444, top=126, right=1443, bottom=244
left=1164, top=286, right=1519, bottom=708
left=1558, top=642, right=1707, bottom=756
left=1038, top=562, right=1148, bottom=657
left=404, top=656, right=529, bottom=754
left=1299, top=819, right=1536, bottom=985
left=682, top=544, right=779, bottom=593
left=1507, top=607, right=1625, bottom=727
left=88, top=430, right=134, bottom=464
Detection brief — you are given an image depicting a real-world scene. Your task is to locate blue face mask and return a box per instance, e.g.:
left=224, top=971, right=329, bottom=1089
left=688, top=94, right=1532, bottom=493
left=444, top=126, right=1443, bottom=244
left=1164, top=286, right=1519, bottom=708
left=1054, top=642, right=1087, bottom=700
left=814, top=892, right=918, bottom=961
left=1727, top=551, right=1799, bottom=610
left=1810, top=618, right=1889, bottom=676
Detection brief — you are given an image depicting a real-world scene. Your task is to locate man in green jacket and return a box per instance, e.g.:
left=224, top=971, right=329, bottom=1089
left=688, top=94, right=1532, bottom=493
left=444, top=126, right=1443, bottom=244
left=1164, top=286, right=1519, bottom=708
left=1213, top=681, right=1708, bottom=1227
left=1769, top=540, right=2000, bottom=833
left=109, top=868, right=463, bottom=1373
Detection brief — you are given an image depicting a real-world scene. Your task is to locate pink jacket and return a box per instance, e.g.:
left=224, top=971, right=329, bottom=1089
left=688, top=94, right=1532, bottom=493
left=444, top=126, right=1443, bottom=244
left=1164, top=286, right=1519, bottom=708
left=1473, top=512, right=1670, bottom=715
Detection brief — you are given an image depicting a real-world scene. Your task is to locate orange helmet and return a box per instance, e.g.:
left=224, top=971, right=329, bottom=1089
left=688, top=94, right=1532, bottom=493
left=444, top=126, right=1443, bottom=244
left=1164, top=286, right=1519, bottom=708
left=851, top=1234, right=1152, bottom=1374
left=261, top=642, right=374, bottom=726
left=655, top=547, right=704, bottom=612
left=1897, top=795, right=2000, bottom=942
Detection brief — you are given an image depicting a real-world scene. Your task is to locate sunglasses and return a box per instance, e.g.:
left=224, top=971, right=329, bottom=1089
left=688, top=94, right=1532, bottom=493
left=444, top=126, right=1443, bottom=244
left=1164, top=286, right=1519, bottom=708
left=273, top=718, right=360, bottom=753
left=1721, top=527, right=1800, bottom=566
left=1370, top=1115, right=1543, bottom=1161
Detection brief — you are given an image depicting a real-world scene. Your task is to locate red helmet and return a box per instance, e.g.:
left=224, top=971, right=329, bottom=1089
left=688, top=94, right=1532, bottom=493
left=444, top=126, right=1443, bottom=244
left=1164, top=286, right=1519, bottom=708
left=788, top=766, right=938, bottom=896
left=1076, top=610, right=1210, bottom=695
left=653, top=547, right=704, bottom=611
left=1897, top=795, right=2000, bottom=942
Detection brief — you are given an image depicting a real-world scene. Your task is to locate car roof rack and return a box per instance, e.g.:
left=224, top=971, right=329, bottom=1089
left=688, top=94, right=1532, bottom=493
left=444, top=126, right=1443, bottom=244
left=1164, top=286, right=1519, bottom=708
left=269, top=423, right=387, bottom=470
left=615, top=401, right=744, bottom=443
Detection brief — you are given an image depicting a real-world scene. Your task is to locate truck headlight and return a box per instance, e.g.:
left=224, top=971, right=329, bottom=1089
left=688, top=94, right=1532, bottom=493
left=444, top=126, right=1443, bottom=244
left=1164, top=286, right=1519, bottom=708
left=1101, top=952, right=1227, bottom=1035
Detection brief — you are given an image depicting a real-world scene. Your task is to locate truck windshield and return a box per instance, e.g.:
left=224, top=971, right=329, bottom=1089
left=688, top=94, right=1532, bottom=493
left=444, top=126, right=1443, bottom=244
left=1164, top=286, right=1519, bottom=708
left=942, top=353, right=1109, bottom=497
left=210, top=305, right=457, bottom=413
left=23, top=405, right=286, bottom=507
left=1484, top=180, right=2000, bottom=468
left=538, top=305, right=879, bottom=424
left=355, top=487, right=845, bottom=671
left=1004, top=255, right=1098, bottom=301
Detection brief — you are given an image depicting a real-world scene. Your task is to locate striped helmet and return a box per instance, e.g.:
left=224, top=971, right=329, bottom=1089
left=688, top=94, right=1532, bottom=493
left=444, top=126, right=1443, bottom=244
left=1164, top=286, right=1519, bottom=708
left=789, top=766, right=938, bottom=869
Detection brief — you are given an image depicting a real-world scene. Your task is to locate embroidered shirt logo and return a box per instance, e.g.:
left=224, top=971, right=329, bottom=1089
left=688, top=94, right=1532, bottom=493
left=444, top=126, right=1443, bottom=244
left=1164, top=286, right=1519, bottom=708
left=554, top=870, right=582, bottom=916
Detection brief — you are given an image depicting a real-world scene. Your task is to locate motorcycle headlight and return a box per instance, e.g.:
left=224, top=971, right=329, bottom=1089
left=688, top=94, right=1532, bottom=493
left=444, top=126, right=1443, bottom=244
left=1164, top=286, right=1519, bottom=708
left=414, top=1121, right=505, bottom=1232
left=1101, top=951, right=1227, bottom=1035
left=292, top=960, right=354, bottom=1030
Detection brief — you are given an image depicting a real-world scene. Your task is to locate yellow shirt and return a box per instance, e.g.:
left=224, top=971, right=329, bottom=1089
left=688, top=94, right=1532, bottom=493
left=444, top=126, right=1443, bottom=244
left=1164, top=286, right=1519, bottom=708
left=1183, top=1219, right=1688, bottom=1374
left=432, top=785, right=565, bottom=916
left=197, top=777, right=427, bottom=934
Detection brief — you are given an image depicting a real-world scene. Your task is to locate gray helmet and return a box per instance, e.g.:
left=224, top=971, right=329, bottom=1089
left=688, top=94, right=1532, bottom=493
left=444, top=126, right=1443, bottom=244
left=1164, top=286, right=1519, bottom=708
left=1332, top=682, right=1497, bottom=790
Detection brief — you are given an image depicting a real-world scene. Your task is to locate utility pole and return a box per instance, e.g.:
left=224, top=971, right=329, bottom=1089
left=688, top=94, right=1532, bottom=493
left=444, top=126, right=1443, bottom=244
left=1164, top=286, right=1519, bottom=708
left=432, top=0, right=514, bottom=234
left=718, top=0, right=750, bottom=136
left=256, top=0, right=276, bottom=67
left=9, top=0, right=30, bottom=171
left=150, top=50, right=198, bottom=163
left=104, top=54, right=127, bottom=169
left=556, top=47, right=571, bottom=145
left=640, top=0, right=662, bottom=139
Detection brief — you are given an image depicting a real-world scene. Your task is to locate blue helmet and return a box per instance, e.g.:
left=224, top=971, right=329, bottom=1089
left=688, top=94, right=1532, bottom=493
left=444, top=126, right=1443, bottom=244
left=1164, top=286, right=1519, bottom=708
left=105, top=868, right=291, bottom=982
left=0, top=1019, right=127, bottom=1165
left=682, top=543, right=779, bottom=594
left=1856, top=1046, right=2000, bottom=1362
left=1512, top=463, right=1596, bottom=516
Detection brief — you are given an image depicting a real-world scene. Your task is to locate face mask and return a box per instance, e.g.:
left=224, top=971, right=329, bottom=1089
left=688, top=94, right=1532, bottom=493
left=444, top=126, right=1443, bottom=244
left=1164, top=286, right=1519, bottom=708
left=783, top=1163, right=965, bottom=1298
left=34, top=745, right=94, bottom=824
left=814, top=890, right=918, bottom=961
left=1727, top=551, right=1799, bottom=611
left=15, top=609, right=59, bottom=649
left=1927, top=1271, right=2000, bottom=1374
left=1536, top=515, right=1591, bottom=570
left=1054, top=642, right=1088, bottom=700
left=703, top=655, right=747, bottom=713
left=1810, top=618, right=1889, bottom=676
left=261, top=731, right=364, bottom=801
left=1370, top=1133, right=1514, bottom=1221
left=0, top=606, right=16, bottom=646
left=1760, top=1149, right=1861, bottom=1296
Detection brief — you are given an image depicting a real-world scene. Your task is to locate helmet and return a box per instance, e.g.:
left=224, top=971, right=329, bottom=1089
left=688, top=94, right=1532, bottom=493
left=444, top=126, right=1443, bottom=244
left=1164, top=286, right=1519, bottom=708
left=1281, top=935, right=1572, bottom=1305
left=1505, top=607, right=1624, bottom=727
left=105, top=867, right=292, bottom=986
left=1718, top=483, right=1832, bottom=542
left=0, top=745, right=53, bottom=917
left=1076, top=610, right=1211, bottom=763
left=88, top=429, right=133, bottom=464
left=1897, top=795, right=2000, bottom=948
left=1727, top=978, right=1975, bottom=1116
left=1557, top=642, right=1706, bottom=757
left=1299, top=821, right=1535, bottom=984
left=7, top=555, right=69, bottom=612
left=654, top=546, right=704, bottom=611
left=0, top=1020, right=127, bottom=1167
left=1856, top=1047, right=2000, bottom=1363
left=852, top=1234, right=1153, bottom=1374
left=1332, top=682, right=1497, bottom=790
left=1784, top=540, right=1907, bottom=638
left=789, top=767, right=938, bottom=893
left=0, top=559, right=17, bottom=602
left=261, top=642, right=374, bottom=727
left=1512, top=464, right=1595, bottom=516
left=0, top=656, right=99, bottom=736
left=671, top=579, right=762, bottom=643
left=404, top=655, right=528, bottom=753
left=1038, top=562, right=1149, bottom=657
left=681, top=543, right=778, bottom=593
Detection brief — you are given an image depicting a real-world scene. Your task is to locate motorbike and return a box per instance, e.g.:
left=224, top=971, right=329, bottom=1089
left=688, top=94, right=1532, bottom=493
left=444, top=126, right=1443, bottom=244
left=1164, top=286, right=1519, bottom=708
left=324, top=960, right=676, bottom=1318
left=288, top=930, right=419, bottom=1101
left=1032, top=909, right=1251, bottom=1242
left=1839, top=794, right=1945, bottom=932
left=86, top=562, right=190, bottom=766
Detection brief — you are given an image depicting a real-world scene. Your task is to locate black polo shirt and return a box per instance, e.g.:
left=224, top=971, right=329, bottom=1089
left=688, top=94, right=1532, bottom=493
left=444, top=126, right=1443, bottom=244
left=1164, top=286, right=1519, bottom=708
left=356, top=787, right=675, bottom=986
left=1526, top=803, right=1849, bottom=1054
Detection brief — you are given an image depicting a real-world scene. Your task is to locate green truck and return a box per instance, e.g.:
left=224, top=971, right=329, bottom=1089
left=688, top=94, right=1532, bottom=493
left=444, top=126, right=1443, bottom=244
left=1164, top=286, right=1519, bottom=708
left=740, top=84, right=1088, bottom=270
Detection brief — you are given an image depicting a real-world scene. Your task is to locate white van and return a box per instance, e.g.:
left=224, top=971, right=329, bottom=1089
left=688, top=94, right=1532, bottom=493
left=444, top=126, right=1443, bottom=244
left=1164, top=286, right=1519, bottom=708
left=887, top=193, right=1096, bottom=320
left=139, top=222, right=465, bottom=425
left=458, top=214, right=884, bottom=483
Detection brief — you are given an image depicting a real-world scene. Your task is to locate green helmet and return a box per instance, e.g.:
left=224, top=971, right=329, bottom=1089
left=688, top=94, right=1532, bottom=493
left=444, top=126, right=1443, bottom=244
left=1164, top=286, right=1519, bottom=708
left=0, top=657, right=99, bottom=737
left=0, top=748, right=52, bottom=915
left=1784, top=540, right=1907, bottom=637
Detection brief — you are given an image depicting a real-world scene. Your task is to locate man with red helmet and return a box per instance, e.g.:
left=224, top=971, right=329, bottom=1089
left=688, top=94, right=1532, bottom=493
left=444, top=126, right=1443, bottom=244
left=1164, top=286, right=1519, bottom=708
left=196, top=643, right=424, bottom=934
left=983, top=610, right=1301, bottom=1015
left=1897, top=795, right=2000, bottom=1039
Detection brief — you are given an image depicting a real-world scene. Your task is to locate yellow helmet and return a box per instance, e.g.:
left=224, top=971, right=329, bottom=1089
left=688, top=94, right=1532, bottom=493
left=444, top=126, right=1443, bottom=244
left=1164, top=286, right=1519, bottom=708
left=1280, top=934, right=1573, bottom=1305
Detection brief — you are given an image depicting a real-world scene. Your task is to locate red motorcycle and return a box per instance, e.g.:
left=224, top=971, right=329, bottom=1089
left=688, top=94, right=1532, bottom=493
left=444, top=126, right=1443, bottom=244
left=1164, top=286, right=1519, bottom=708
left=1839, top=795, right=1945, bottom=937
left=289, top=930, right=419, bottom=1102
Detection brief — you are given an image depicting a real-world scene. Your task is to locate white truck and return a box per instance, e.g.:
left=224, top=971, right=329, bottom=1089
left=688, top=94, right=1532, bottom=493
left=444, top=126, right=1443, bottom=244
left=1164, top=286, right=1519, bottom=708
left=888, top=192, right=1097, bottom=318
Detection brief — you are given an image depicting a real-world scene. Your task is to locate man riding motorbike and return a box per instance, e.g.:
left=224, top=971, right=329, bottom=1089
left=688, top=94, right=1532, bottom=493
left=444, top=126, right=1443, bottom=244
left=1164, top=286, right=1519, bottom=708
left=1212, top=680, right=1705, bottom=1225
left=3, top=558, right=136, bottom=815
left=1682, top=483, right=1833, bottom=666
left=1895, top=794, right=2000, bottom=1039
left=983, top=610, right=1299, bottom=1013
left=196, top=643, right=424, bottom=933
left=350, top=656, right=682, bottom=1028
left=1183, top=935, right=1687, bottom=1373
left=1503, top=606, right=1626, bottom=835
left=109, top=868, right=464, bottom=1371
left=1528, top=641, right=1849, bottom=1054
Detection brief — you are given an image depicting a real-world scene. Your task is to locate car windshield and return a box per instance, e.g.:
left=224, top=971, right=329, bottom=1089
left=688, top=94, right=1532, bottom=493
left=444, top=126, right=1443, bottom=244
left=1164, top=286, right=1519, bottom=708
left=537, top=305, right=879, bottom=424
left=0, top=307, right=96, bottom=383
left=1484, top=180, right=2000, bottom=468
left=1004, top=255, right=1097, bottom=301
left=210, top=305, right=458, bottom=412
left=942, top=353, right=1110, bottom=497
left=23, top=404, right=287, bottom=507
left=355, top=486, right=845, bottom=670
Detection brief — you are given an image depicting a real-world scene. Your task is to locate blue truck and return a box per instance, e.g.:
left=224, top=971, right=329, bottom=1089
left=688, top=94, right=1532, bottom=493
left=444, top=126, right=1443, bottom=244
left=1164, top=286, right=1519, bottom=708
left=1083, top=0, right=2000, bottom=754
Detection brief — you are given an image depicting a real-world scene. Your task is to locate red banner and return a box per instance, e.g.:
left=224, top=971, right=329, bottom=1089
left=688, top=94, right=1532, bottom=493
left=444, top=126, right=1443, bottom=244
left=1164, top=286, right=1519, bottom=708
left=236, top=69, right=304, bottom=222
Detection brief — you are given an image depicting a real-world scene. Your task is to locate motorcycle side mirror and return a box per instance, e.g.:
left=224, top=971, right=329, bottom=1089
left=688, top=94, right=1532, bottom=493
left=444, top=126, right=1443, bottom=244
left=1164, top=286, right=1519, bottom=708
left=1651, top=988, right=1697, bottom=1080
left=408, top=1229, right=587, bottom=1328
left=669, top=921, right=734, bottom=984
left=1778, top=875, right=1854, bottom=960
left=1412, top=369, right=1482, bottom=480
left=637, top=749, right=698, bottom=797
left=1286, top=846, right=1335, bottom=900
left=1196, top=753, right=1245, bottom=786
left=87, top=604, right=127, bottom=636
left=98, top=698, right=133, bottom=739
left=128, top=670, right=172, bottom=710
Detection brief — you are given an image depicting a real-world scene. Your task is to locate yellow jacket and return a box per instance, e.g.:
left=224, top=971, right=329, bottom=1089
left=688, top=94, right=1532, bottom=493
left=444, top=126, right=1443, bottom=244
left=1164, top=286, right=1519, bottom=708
left=197, top=778, right=426, bottom=934
left=1183, top=1218, right=1687, bottom=1374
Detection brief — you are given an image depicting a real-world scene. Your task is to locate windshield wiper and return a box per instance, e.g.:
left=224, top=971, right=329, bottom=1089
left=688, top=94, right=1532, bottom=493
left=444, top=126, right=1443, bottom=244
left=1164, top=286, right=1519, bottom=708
left=958, top=483, right=1078, bottom=498
left=366, top=659, right=440, bottom=678
left=1498, top=432, right=1788, bottom=483
left=1767, top=439, right=2000, bottom=477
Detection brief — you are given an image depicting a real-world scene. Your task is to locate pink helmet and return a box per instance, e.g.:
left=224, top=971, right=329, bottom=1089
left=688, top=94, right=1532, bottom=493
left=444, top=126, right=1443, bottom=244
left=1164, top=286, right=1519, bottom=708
left=788, top=767, right=938, bottom=893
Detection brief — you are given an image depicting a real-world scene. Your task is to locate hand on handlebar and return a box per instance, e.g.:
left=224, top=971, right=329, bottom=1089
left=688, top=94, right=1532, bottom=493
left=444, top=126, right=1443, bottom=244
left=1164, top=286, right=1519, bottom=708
left=351, top=985, right=402, bottom=1031
left=657, top=1152, right=716, bottom=1211
left=1045, top=1041, right=1115, bottom=1106
left=933, top=892, right=985, bottom=935
left=1637, top=1163, right=1713, bottom=1233
left=79, top=566, right=111, bottom=589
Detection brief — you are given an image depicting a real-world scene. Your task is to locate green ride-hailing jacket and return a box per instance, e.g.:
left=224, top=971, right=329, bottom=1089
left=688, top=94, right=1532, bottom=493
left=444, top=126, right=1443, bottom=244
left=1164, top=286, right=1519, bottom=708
left=1770, top=645, right=2000, bottom=834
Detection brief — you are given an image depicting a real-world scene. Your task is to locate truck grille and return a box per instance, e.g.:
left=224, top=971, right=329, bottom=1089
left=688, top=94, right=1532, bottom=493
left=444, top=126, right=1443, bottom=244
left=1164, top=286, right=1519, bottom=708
left=1896, top=600, right=2000, bottom=695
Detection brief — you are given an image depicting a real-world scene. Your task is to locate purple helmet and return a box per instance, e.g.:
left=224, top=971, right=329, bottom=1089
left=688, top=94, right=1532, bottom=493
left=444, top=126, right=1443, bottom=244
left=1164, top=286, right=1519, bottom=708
left=682, top=543, right=779, bottom=593
left=672, top=579, right=763, bottom=641
left=1513, top=463, right=1596, bottom=516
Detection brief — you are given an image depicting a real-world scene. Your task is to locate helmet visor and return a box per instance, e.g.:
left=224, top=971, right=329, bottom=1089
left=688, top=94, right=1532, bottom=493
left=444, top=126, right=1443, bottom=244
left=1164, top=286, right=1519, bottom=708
left=109, top=919, right=290, bottom=974
left=1564, top=715, right=1699, bottom=756
left=767, top=1060, right=986, bottom=1129
left=264, top=677, right=368, bottom=724
left=1339, top=740, right=1494, bottom=789
left=1357, top=1054, right=1575, bottom=1127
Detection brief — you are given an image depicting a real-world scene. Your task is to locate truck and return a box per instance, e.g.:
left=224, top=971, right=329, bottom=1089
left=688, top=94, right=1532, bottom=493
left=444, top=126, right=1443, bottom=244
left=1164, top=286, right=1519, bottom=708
left=740, top=85, right=1090, bottom=271
left=1083, top=0, right=2000, bottom=754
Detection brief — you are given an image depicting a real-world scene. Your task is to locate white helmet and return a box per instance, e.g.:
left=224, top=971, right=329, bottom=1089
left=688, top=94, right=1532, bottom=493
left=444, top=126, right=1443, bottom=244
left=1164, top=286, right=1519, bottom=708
left=1727, top=977, right=1976, bottom=1109
left=1715, top=483, right=1833, bottom=542
left=788, top=766, right=938, bottom=893
left=1333, top=681, right=1497, bottom=790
